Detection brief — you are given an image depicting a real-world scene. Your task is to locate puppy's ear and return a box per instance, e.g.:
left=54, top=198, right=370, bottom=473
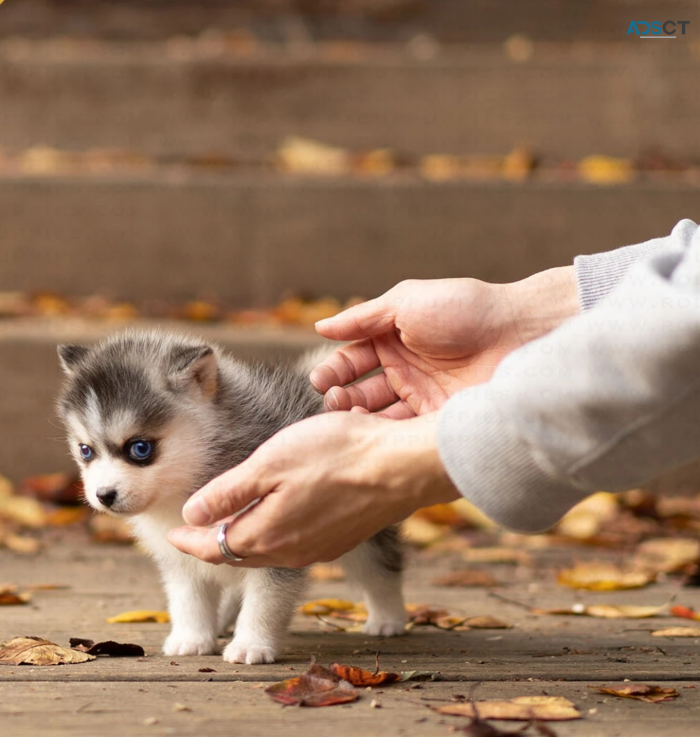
left=170, top=345, right=218, bottom=398
left=57, top=345, right=90, bottom=375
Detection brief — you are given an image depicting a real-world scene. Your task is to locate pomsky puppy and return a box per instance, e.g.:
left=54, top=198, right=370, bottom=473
left=57, top=331, right=406, bottom=664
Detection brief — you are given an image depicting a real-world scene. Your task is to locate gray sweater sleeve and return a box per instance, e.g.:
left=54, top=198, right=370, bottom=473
left=437, top=219, right=700, bottom=533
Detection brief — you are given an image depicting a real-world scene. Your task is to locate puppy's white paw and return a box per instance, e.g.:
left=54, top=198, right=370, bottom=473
left=163, top=631, right=219, bottom=656
left=363, top=616, right=407, bottom=637
left=222, top=639, right=277, bottom=665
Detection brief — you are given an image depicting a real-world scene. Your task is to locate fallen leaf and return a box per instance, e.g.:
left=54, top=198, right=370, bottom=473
left=45, top=507, right=90, bottom=527
left=431, top=570, right=500, bottom=588
left=106, top=610, right=170, bottom=624
left=276, top=137, right=350, bottom=176
left=435, top=696, right=581, bottom=721
left=0, top=636, right=95, bottom=665
left=461, top=615, right=513, bottom=630
left=265, top=662, right=359, bottom=707
left=635, top=538, right=700, bottom=574
left=670, top=604, right=700, bottom=621
left=4, top=533, right=41, bottom=555
left=0, top=584, right=31, bottom=606
left=0, top=493, right=47, bottom=528
left=400, top=516, right=447, bottom=547
left=20, top=473, right=83, bottom=505
left=300, top=599, right=359, bottom=616
left=461, top=547, right=531, bottom=565
left=557, top=563, right=654, bottom=591
left=555, top=492, right=619, bottom=540
left=69, top=638, right=145, bottom=657
left=535, top=603, right=667, bottom=619
left=329, top=662, right=399, bottom=686
left=579, top=155, right=634, bottom=184
left=652, top=627, right=700, bottom=637
left=594, top=683, right=679, bottom=703
left=398, top=670, right=440, bottom=682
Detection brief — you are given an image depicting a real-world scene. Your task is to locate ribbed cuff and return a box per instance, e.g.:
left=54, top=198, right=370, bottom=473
left=437, top=386, right=590, bottom=533
left=574, top=220, right=698, bottom=311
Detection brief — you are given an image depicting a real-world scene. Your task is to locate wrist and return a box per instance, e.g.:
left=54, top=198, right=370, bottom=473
left=371, top=414, right=460, bottom=514
left=501, top=265, right=579, bottom=346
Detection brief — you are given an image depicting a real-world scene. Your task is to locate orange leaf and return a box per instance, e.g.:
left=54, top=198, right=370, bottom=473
left=671, top=604, right=700, bottom=621
left=265, top=663, right=359, bottom=707
left=594, top=683, right=678, bottom=703
left=329, top=662, right=399, bottom=686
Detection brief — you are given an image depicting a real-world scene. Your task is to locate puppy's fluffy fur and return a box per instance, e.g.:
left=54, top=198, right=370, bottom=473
left=57, top=331, right=406, bottom=664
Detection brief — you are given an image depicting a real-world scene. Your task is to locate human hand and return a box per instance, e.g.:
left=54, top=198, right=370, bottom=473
left=310, top=267, right=578, bottom=418
left=166, top=411, right=458, bottom=568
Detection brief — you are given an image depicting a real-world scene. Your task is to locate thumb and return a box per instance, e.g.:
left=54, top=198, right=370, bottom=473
left=315, top=293, right=396, bottom=341
left=182, top=461, right=265, bottom=526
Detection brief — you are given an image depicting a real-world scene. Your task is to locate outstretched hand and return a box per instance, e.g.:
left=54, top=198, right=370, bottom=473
left=167, top=411, right=458, bottom=568
left=310, top=269, right=577, bottom=418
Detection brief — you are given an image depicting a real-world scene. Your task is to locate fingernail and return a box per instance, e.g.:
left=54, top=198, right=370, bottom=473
left=183, top=496, right=212, bottom=526
left=309, top=369, right=323, bottom=393
left=326, top=387, right=340, bottom=411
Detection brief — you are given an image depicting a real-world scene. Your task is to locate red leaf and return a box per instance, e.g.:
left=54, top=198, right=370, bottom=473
left=265, top=663, right=359, bottom=707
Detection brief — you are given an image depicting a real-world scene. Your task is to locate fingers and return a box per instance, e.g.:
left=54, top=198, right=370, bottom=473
left=166, top=523, right=271, bottom=569
left=324, top=372, right=399, bottom=412
left=182, top=464, right=265, bottom=526
left=377, top=399, right=417, bottom=420
left=315, top=294, right=395, bottom=341
left=310, top=338, right=381, bottom=393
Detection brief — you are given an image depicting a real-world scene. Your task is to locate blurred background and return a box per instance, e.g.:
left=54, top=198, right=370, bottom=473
left=1, top=0, right=700, bottom=481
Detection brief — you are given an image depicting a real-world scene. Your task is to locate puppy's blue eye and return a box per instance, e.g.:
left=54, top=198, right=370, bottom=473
left=79, top=444, right=93, bottom=460
left=128, top=440, right=153, bottom=461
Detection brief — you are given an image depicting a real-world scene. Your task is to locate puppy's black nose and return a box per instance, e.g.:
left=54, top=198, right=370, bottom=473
left=96, top=488, right=118, bottom=508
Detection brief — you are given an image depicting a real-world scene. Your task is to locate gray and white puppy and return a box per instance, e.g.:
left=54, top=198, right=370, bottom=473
left=57, top=331, right=406, bottom=664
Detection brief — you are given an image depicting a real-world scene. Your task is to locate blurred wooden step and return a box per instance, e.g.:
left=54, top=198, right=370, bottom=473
left=1, top=43, right=700, bottom=159
left=0, top=318, right=324, bottom=481
left=1, top=0, right=698, bottom=44
left=0, top=174, right=698, bottom=304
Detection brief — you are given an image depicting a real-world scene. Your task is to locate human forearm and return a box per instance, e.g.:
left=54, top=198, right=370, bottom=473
left=438, top=219, right=700, bottom=533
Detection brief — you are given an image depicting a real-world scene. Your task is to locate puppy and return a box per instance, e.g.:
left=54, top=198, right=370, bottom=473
left=57, top=331, right=406, bottom=664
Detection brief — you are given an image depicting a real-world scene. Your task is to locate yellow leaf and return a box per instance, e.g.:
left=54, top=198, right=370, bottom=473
left=652, top=626, right=700, bottom=637
left=300, top=599, right=357, bottom=616
left=579, top=155, right=634, bottom=184
left=276, top=137, right=350, bottom=176
left=594, top=683, right=678, bottom=703
left=106, top=610, right=170, bottom=624
left=557, top=563, right=654, bottom=591
left=436, top=695, right=580, bottom=721
left=634, top=538, right=700, bottom=574
left=584, top=604, right=667, bottom=619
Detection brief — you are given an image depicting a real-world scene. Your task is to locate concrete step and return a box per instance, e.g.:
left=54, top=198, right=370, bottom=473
left=1, top=0, right=698, bottom=44
left=0, top=318, right=324, bottom=481
left=2, top=43, right=700, bottom=160
left=0, top=174, right=698, bottom=304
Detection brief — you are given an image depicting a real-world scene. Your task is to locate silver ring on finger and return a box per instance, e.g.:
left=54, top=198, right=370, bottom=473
left=217, top=522, right=245, bottom=562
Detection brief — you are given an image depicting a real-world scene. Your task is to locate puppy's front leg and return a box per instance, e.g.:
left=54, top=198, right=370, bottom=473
left=162, top=565, right=221, bottom=656
left=223, top=568, right=307, bottom=665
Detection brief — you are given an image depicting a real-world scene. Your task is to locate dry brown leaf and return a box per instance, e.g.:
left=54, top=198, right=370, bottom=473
left=462, top=547, right=532, bottom=565
left=634, top=538, right=700, bottom=574
left=557, top=563, right=654, bottom=591
left=0, top=636, right=95, bottom=666
left=44, top=507, right=90, bottom=527
left=461, top=615, right=513, bottom=630
left=436, top=696, right=581, bottom=721
left=652, top=626, right=700, bottom=637
left=69, top=638, right=145, bottom=657
left=594, top=683, right=678, bottom=703
left=329, top=661, right=399, bottom=686
left=431, top=570, right=499, bottom=588
left=402, top=516, right=447, bottom=547
left=265, top=662, right=359, bottom=707
left=4, top=533, right=41, bottom=555
left=20, top=472, right=83, bottom=505
left=0, top=493, right=47, bottom=528
left=0, top=584, right=31, bottom=606
left=106, top=610, right=170, bottom=624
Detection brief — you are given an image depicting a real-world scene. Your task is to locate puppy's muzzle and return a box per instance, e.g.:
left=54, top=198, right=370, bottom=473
left=96, top=488, right=118, bottom=509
